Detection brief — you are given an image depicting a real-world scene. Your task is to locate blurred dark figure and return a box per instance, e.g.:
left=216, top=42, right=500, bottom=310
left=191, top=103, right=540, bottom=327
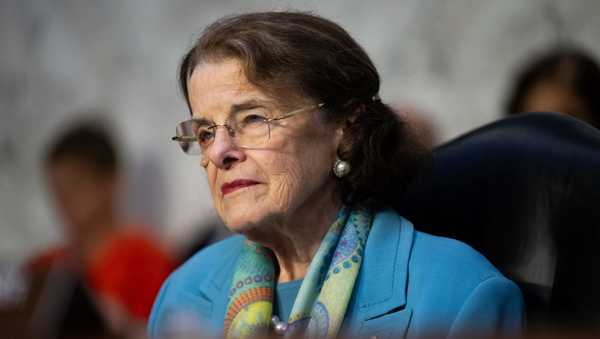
left=22, top=119, right=174, bottom=338
left=394, top=105, right=440, bottom=149
left=505, top=46, right=600, bottom=128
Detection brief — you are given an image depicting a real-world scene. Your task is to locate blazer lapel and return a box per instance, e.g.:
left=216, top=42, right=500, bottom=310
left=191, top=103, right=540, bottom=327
left=196, top=238, right=242, bottom=329
left=355, top=209, right=415, bottom=337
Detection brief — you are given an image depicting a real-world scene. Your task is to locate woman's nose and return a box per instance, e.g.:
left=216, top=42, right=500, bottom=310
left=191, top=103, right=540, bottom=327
left=205, top=127, right=246, bottom=169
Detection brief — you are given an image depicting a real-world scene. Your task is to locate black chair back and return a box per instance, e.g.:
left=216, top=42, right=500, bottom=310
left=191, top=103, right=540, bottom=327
left=397, top=112, right=600, bottom=328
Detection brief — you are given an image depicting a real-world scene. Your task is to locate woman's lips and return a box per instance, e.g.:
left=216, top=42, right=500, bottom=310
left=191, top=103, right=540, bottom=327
left=221, top=179, right=260, bottom=195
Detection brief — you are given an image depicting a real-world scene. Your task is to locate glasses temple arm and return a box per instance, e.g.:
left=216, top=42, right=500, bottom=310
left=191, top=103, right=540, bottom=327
left=269, top=103, right=325, bottom=122
left=172, top=136, right=197, bottom=141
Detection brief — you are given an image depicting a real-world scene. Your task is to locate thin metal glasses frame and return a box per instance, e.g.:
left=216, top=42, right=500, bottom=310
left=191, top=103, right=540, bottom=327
left=171, top=103, right=325, bottom=154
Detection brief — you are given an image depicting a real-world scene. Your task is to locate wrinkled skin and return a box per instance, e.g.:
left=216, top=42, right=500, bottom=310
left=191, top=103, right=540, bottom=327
left=187, top=58, right=343, bottom=236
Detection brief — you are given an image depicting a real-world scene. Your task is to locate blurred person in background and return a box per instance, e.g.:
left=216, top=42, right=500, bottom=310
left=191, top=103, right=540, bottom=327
left=24, top=119, right=174, bottom=337
left=393, top=105, right=439, bottom=149
left=505, top=46, right=600, bottom=129
left=150, top=11, right=523, bottom=338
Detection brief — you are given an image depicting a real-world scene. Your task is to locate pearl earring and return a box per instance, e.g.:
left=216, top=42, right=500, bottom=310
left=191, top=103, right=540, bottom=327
left=333, top=158, right=351, bottom=178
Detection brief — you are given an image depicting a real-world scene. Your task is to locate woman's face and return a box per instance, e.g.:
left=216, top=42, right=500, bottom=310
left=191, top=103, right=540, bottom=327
left=187, top=59, right=342, bottom=233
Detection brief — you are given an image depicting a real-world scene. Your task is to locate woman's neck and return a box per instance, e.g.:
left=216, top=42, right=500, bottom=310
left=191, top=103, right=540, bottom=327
left=245, top=183, right=343, bottom=283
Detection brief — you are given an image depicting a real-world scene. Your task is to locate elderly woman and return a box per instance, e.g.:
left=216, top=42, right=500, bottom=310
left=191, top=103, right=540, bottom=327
left=150, top=11, right=523, bottom=338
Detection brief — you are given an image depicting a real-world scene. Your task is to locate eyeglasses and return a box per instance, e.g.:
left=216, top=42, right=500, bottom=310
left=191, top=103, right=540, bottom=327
left=172, top=103, right=324, bottom=155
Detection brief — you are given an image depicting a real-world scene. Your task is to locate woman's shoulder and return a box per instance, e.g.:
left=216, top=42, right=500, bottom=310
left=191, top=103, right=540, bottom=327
left=408, top=231, right=524, bottom=335
left=173, top=234, right=245, bottom=282
left=373, top=208, right=504, bottom=282
left=153, top=234, right=245, bottom=305
left=148, top=235, right=245, bottom=338
left=411, top=229, right=504, bottom=285
left=372, top=208, right=519, bottom=297
left=372, top=210, right=523, bottom=335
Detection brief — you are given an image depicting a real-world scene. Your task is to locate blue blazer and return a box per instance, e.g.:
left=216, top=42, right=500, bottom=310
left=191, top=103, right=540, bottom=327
left=149, top=209, right=524, bottom=338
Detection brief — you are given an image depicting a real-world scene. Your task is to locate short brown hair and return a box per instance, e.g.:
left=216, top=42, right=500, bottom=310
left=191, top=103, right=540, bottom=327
left=179, top=11, right=428, bottom=209
left=45, top=120, right=119, bottom=175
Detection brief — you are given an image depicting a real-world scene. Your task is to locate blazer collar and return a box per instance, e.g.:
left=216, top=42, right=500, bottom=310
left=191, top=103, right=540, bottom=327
left=357, top=208, right=415, bottom=320
left=198, top=236, right=243, bottom=303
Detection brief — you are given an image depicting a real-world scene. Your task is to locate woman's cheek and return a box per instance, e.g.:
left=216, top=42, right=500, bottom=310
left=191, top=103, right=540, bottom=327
left=206, top=168, right=223, bottom=215
left=205, top=165, right=217, bottom=193
left=268, top=160, right=304, bottom=212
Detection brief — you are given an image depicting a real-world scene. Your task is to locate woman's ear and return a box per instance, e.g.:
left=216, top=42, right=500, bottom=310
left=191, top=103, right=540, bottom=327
left=329, top=102, right=361, bottom=158
left=201, top=157, right=209, bottom=169
left=333, top=124, right=345, bottom=150
left=334, top=121, right=355, bottom=161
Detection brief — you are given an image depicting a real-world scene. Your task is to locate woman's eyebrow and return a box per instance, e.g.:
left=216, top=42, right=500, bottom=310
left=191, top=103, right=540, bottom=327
left=191, top=117, right=212, bottom=126
left=230, top=99, right=271, bottom=114
left=192, top=99, right=273, bottom=123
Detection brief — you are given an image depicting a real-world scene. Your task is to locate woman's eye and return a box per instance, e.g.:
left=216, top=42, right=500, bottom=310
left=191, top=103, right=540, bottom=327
left=196, top=129, right=214, bottom=144
left=241, top=114, right=268, bottom=125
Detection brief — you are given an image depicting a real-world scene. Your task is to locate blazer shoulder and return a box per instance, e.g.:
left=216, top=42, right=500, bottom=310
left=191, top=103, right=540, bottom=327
left=172, top=234, right=244, bottom=284
left=148, top=235, right=244, bottom=338
left=404, top=231, right=523, bottom=336
left=411, top=231, right=504, bottom=285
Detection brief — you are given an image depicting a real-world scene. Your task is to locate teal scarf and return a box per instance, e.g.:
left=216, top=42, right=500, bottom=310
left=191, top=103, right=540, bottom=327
left=224, top=206, right=372, bottom=338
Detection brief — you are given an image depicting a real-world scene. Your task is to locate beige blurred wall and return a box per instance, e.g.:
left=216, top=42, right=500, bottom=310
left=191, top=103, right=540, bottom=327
left=1, top=0, right=600, bottom=263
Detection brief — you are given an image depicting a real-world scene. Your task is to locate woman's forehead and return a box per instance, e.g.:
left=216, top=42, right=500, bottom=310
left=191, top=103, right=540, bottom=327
left=189, top=59, right=247, bottom=92
left=187, top=59, right=311, bottom=120
left=188, top=60, right=270, bottom=118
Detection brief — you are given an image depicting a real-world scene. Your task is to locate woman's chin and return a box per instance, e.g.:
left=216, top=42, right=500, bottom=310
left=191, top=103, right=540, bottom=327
left=219, top=208, right=270, bottom=235
left=223, top=220, right=254, bottom=234
left=221, top=208, right=263, bottom=234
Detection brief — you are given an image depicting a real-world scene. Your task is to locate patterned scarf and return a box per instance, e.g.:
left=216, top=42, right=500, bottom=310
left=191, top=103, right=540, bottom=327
left=224, top=206, right=372, bottom=338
